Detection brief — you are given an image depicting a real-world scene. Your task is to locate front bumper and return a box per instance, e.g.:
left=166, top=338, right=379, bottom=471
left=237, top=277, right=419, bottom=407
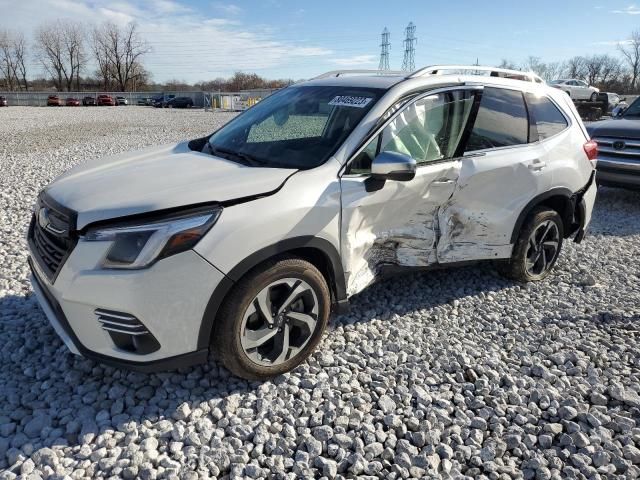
left=28, top=243, right=226, bottom=371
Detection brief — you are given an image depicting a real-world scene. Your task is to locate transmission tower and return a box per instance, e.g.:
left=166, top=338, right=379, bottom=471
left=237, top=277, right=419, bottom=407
left=401, top=22, right=417, bottom=71
left=378, top=27, right=391, bottom=71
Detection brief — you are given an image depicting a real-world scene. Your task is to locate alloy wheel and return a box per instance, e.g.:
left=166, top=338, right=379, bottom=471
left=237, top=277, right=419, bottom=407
left=240, top=278, right=319, bottom=366
left=525, top=220, right=560, bottom=276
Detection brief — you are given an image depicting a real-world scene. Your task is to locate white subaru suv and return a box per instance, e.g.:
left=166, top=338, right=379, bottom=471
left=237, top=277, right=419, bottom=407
left=28, top=66, right=597, bottom=380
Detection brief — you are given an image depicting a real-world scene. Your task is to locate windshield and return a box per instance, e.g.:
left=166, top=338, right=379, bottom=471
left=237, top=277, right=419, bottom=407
left=623, top=97, right=640, bottom=117
left=208, top=85, right=383, bottom=169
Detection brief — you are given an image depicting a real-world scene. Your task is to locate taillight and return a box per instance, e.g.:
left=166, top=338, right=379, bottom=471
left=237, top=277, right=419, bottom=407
left=583, top=140, right=598, bottom=168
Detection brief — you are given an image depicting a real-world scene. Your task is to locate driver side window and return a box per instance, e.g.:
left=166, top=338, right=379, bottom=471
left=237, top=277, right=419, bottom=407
left=347, top=90, right=477, bottom=174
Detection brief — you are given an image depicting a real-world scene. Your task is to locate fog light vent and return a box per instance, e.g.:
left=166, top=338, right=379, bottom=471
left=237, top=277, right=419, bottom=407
left=95, top=308, right=160, bottom=354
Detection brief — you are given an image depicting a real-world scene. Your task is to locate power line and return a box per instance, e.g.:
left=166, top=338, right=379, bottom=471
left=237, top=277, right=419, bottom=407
left=401, top=22, right=417, bottom=72
left=378, top=27, right=390, bottom=71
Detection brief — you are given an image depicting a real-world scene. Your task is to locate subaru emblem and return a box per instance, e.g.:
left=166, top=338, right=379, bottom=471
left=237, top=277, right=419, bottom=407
left=613, top=140, right=626, bottom=150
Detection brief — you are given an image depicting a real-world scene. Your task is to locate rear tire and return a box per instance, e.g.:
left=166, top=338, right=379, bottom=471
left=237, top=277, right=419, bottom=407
left=212, top=257, right=331, bottom=380
left=498, top=207, right=564, bottom=282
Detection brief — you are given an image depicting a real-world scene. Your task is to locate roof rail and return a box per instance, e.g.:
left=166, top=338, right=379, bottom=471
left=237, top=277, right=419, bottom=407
left=312, top=69, right=405, bottom=80
left=409, top=65, right=543, bottom=83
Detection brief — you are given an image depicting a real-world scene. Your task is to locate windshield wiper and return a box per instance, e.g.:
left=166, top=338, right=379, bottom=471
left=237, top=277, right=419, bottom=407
left=209, top=145, right=266, bottom=167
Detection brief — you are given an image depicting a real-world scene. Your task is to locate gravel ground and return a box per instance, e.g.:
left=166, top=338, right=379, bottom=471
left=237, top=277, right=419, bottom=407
left=1, top=106, right=640, bottom=480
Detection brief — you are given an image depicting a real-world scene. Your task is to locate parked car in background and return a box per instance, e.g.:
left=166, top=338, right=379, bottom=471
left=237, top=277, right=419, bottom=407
left=166, top=96, right=194, bottom=108
left=587, top=96, right=640, bottom=189
left=47, top=95, right=63, bottom=106
left=0, top=96, right=7, bottom=107
left=137, top=97, right=152, bottom=106
left=153, top=94, right=175, bottom=108
left=605, top=92, right=621, bottom=111
left=97, top=94, right=116, bottom=106
left=27, top=65, right=597, bottom=379
left=550, top=79, right=599, bottom=101
left=65, top=98, right=80, bottom=107
left=116, top=96, right=128, bottom=106
left=82, top=96, right=97, bottom=106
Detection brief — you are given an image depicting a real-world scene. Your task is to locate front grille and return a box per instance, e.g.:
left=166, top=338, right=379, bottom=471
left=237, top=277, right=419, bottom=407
left=28, top=194, right=76, bottom=282
left=593, top=136, right=640, bottom=161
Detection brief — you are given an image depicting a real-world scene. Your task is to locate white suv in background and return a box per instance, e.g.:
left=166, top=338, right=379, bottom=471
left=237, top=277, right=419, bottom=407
left=28, top=66, right=597, bottom=380
left=550, top=78, right=600, bottom=100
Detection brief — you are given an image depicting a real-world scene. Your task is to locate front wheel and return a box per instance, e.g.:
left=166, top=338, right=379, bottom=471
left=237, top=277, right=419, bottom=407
left=212, top=257, right=331, bottom=380
left=498, top=207, right=564, bottom=282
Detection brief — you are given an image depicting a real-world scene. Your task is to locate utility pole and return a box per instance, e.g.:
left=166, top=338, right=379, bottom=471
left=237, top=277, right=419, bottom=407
left=379, top=27, right=391, bottom=71
left=401, top=22, right=417, bottom=71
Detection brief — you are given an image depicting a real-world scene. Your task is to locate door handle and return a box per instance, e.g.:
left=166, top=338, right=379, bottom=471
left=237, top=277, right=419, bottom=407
left=432, top=179, right=455, bottom=185
left=528, top=159, right=547, bottom=171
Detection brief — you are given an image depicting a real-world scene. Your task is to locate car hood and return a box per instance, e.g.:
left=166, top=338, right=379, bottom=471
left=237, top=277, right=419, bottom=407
left=587, top=118, right=640, bottom=139
left=46, top=141, right=297, bottom=229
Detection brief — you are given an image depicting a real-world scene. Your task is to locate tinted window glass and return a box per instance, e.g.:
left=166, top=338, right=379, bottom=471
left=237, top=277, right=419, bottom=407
left=526, top=94, right=568, bottom=140
left=466, top=88, right=528, bottom=151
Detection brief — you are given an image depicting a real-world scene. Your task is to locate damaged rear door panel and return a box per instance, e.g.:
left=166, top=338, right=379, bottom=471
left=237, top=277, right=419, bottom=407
left=437, top=87, right=554, bottom=263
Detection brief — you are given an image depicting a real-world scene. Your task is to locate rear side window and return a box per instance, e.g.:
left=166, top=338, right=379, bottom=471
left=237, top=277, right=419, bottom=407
left=525, top=94, right=568, bottom=141
left=466, top=88, right=529, bottom=151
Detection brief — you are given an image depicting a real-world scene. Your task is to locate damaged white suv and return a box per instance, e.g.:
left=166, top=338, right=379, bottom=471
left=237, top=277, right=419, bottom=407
left=28, top=66, right=597, bottom=380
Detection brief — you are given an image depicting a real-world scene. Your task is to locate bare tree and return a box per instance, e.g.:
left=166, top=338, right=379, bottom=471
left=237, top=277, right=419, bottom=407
left=12, top=32, right=29, bottom=91
left=599, top=55, right=622, bottom=86
left=618, top=30, right=640, bottom=91
left=0, top=30, right=17, bottom=90
left=564, top=56, right=587, bottom=79
left=91, top=25, right=113, bottom=90
left=35, top=20, right=85, bottom=91
left=61, top=21, right=86, bottom=90
left=94, top=22, right=149, bottom=91
left=35, top=22, right=66, bottom=90
left=585, top=55, right=606, bottom=86
left=498, top=59, right=518, bottom=70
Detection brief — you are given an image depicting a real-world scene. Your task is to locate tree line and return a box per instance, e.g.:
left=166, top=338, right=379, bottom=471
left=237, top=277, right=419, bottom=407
left=1, top=20, right=149, bottom=92
left=3, top=22, right=640, bottom=93
left=500, top=31, right=640, bottom=93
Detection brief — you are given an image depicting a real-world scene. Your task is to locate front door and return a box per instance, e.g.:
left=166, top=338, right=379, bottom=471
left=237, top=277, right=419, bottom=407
left=340, top=88, right=480, bottom=296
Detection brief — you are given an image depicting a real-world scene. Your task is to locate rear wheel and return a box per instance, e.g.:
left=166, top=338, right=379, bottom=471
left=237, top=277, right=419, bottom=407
left=212, top=257, right=330, bottom=380
left=498, top=207, right=563, bottom=282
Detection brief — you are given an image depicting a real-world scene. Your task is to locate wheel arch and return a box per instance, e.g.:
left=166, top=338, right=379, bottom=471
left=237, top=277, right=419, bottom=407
left=197, top=236, right=346, bottom=350
left=510, top=188, right=576, bottom=244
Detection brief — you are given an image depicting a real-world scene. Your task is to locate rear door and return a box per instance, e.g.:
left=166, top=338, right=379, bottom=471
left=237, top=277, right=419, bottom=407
left=340, top=87, right=480, bottom=295
left=437, top=86, right=553, bottom=263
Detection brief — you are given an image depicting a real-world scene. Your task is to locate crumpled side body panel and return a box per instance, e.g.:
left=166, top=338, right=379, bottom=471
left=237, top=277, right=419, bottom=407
left=341, top=163, right=459, bottom=296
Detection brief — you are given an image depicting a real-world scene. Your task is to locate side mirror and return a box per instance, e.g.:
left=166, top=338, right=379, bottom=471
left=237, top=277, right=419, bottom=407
left=371, top=151, right=416, bottom=181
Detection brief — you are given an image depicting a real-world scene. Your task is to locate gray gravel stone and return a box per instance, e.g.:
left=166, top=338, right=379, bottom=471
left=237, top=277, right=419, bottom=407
left=1, top=108, right=640, bottom=479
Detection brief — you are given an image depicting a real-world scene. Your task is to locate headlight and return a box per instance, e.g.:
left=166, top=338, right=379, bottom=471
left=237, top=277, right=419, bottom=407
left=83, top=207, right=221, bottom=269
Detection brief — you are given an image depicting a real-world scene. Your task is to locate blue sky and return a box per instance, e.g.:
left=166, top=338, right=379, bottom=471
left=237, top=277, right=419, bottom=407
left=3, top=0, right=640, bottom=82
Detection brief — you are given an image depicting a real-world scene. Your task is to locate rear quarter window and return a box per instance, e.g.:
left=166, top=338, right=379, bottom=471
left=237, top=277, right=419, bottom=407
left=525, top=94, right=568, bottom=141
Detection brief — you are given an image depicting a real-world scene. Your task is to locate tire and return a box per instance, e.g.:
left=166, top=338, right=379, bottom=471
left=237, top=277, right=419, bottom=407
left=498, top=207, right=564, bottom=282
left=590, top=92, right=598, bottom=102
left=212, top=256, right=331, bottom=380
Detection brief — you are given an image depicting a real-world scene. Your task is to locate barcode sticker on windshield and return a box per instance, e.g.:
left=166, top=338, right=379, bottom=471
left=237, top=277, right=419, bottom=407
left=328, top=96, right=373, bottom=108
